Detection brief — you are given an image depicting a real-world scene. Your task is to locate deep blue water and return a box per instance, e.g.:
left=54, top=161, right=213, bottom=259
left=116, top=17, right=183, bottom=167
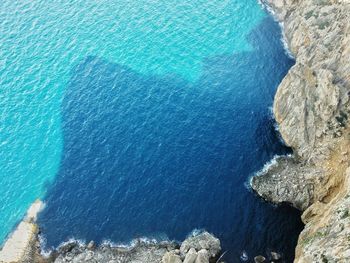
left=37, top=17, right=303, bottom=262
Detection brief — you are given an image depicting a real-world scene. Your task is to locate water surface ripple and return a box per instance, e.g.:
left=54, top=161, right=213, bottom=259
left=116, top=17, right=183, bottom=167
left=0, top=0, right=303, bottom=261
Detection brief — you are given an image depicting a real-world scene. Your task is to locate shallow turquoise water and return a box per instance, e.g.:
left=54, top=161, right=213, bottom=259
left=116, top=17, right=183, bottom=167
left=0, top=1, right=303, bottom=261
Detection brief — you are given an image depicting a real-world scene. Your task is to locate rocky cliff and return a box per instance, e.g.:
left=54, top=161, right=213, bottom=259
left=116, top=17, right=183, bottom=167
left=252, top=0, right=350, bottom=262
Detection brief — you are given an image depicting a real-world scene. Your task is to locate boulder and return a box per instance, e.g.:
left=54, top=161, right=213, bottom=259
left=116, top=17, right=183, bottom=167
left=254, top=255, right=266, bottom=263
left=162, top=251, right=182, bottom=263
left=183, top=248, right=197, bottom=263
left=240, top=251, right=249, bottom=261
left=194, top=249, right=209, bottom=263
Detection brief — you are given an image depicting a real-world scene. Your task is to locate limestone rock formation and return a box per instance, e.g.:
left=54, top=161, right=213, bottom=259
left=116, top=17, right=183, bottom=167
left=252, top=0, right=350, bottom=262
left=50, top=231, right=221, bottom=263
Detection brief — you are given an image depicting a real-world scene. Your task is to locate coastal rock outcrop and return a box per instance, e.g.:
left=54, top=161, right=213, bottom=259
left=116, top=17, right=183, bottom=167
left=51, top=240, right=177, bottom=263
left=179, top=232, right=221, bottom=259
left=51, top=231, right=221, bottom=263
left=252, top=0, right=350, bottom=262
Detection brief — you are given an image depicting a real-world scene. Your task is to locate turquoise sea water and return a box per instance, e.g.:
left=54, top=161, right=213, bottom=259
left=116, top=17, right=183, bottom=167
left=0, top=0, right=303, bottom=261
left=0, top=0, right=264, bottom=242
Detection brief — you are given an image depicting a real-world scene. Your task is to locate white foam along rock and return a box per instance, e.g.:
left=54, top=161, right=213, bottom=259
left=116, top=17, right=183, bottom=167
left=180, top=232, right=221, bottom=258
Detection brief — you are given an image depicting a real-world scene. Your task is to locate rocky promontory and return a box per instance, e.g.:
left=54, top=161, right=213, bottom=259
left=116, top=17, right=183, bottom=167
left=252, top=0, right=350, bottom=262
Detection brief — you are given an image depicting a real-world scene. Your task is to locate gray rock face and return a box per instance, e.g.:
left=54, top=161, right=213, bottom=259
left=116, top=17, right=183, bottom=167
left=252, top=0, right=350, bottom=262
left=180, top=232, right=221, bottom=258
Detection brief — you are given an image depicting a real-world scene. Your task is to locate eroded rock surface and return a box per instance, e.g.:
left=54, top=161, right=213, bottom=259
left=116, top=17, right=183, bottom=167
left=47, top=231, right=221, bottom=263
left=253, top=0, right=350, bottom=262
left=51, top=241, right=176, bottom=263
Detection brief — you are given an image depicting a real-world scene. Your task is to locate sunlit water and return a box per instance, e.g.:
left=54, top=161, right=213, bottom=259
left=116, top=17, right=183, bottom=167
left=0, top=0, right=303, bottom=261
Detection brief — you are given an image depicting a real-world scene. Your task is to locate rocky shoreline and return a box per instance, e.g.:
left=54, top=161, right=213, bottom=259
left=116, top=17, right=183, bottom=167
left=0, top=201, right=223, bottom=263
left=0, top=201, right=285, bottom=263
left=252, top=0, right=350, bottom=262
left=1, top=1, right=349, bottom=262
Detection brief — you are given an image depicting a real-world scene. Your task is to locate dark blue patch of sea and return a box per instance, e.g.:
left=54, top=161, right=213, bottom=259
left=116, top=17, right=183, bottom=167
left=38, top=17, right=303, bottom=262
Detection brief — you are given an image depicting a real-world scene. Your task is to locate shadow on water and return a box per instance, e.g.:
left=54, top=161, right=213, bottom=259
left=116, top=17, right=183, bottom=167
left=38, top=17, right=303, bottom=262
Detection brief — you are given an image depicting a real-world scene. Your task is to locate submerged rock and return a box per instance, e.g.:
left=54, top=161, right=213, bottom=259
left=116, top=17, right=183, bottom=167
left=240, top=250, right=249, bottom=261
left=270, top=251, right=281, bottom=261
left=254, top=255, right=266, bottom=263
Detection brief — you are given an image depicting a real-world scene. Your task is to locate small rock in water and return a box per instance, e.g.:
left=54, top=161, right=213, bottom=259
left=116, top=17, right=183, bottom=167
left=271, top=251, right=282, bottom=261
left=254, top=255, right=266, bottom=263
left=240, top=250, right=249, bottom=261
left=183, top=248, right=198, bottom=263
